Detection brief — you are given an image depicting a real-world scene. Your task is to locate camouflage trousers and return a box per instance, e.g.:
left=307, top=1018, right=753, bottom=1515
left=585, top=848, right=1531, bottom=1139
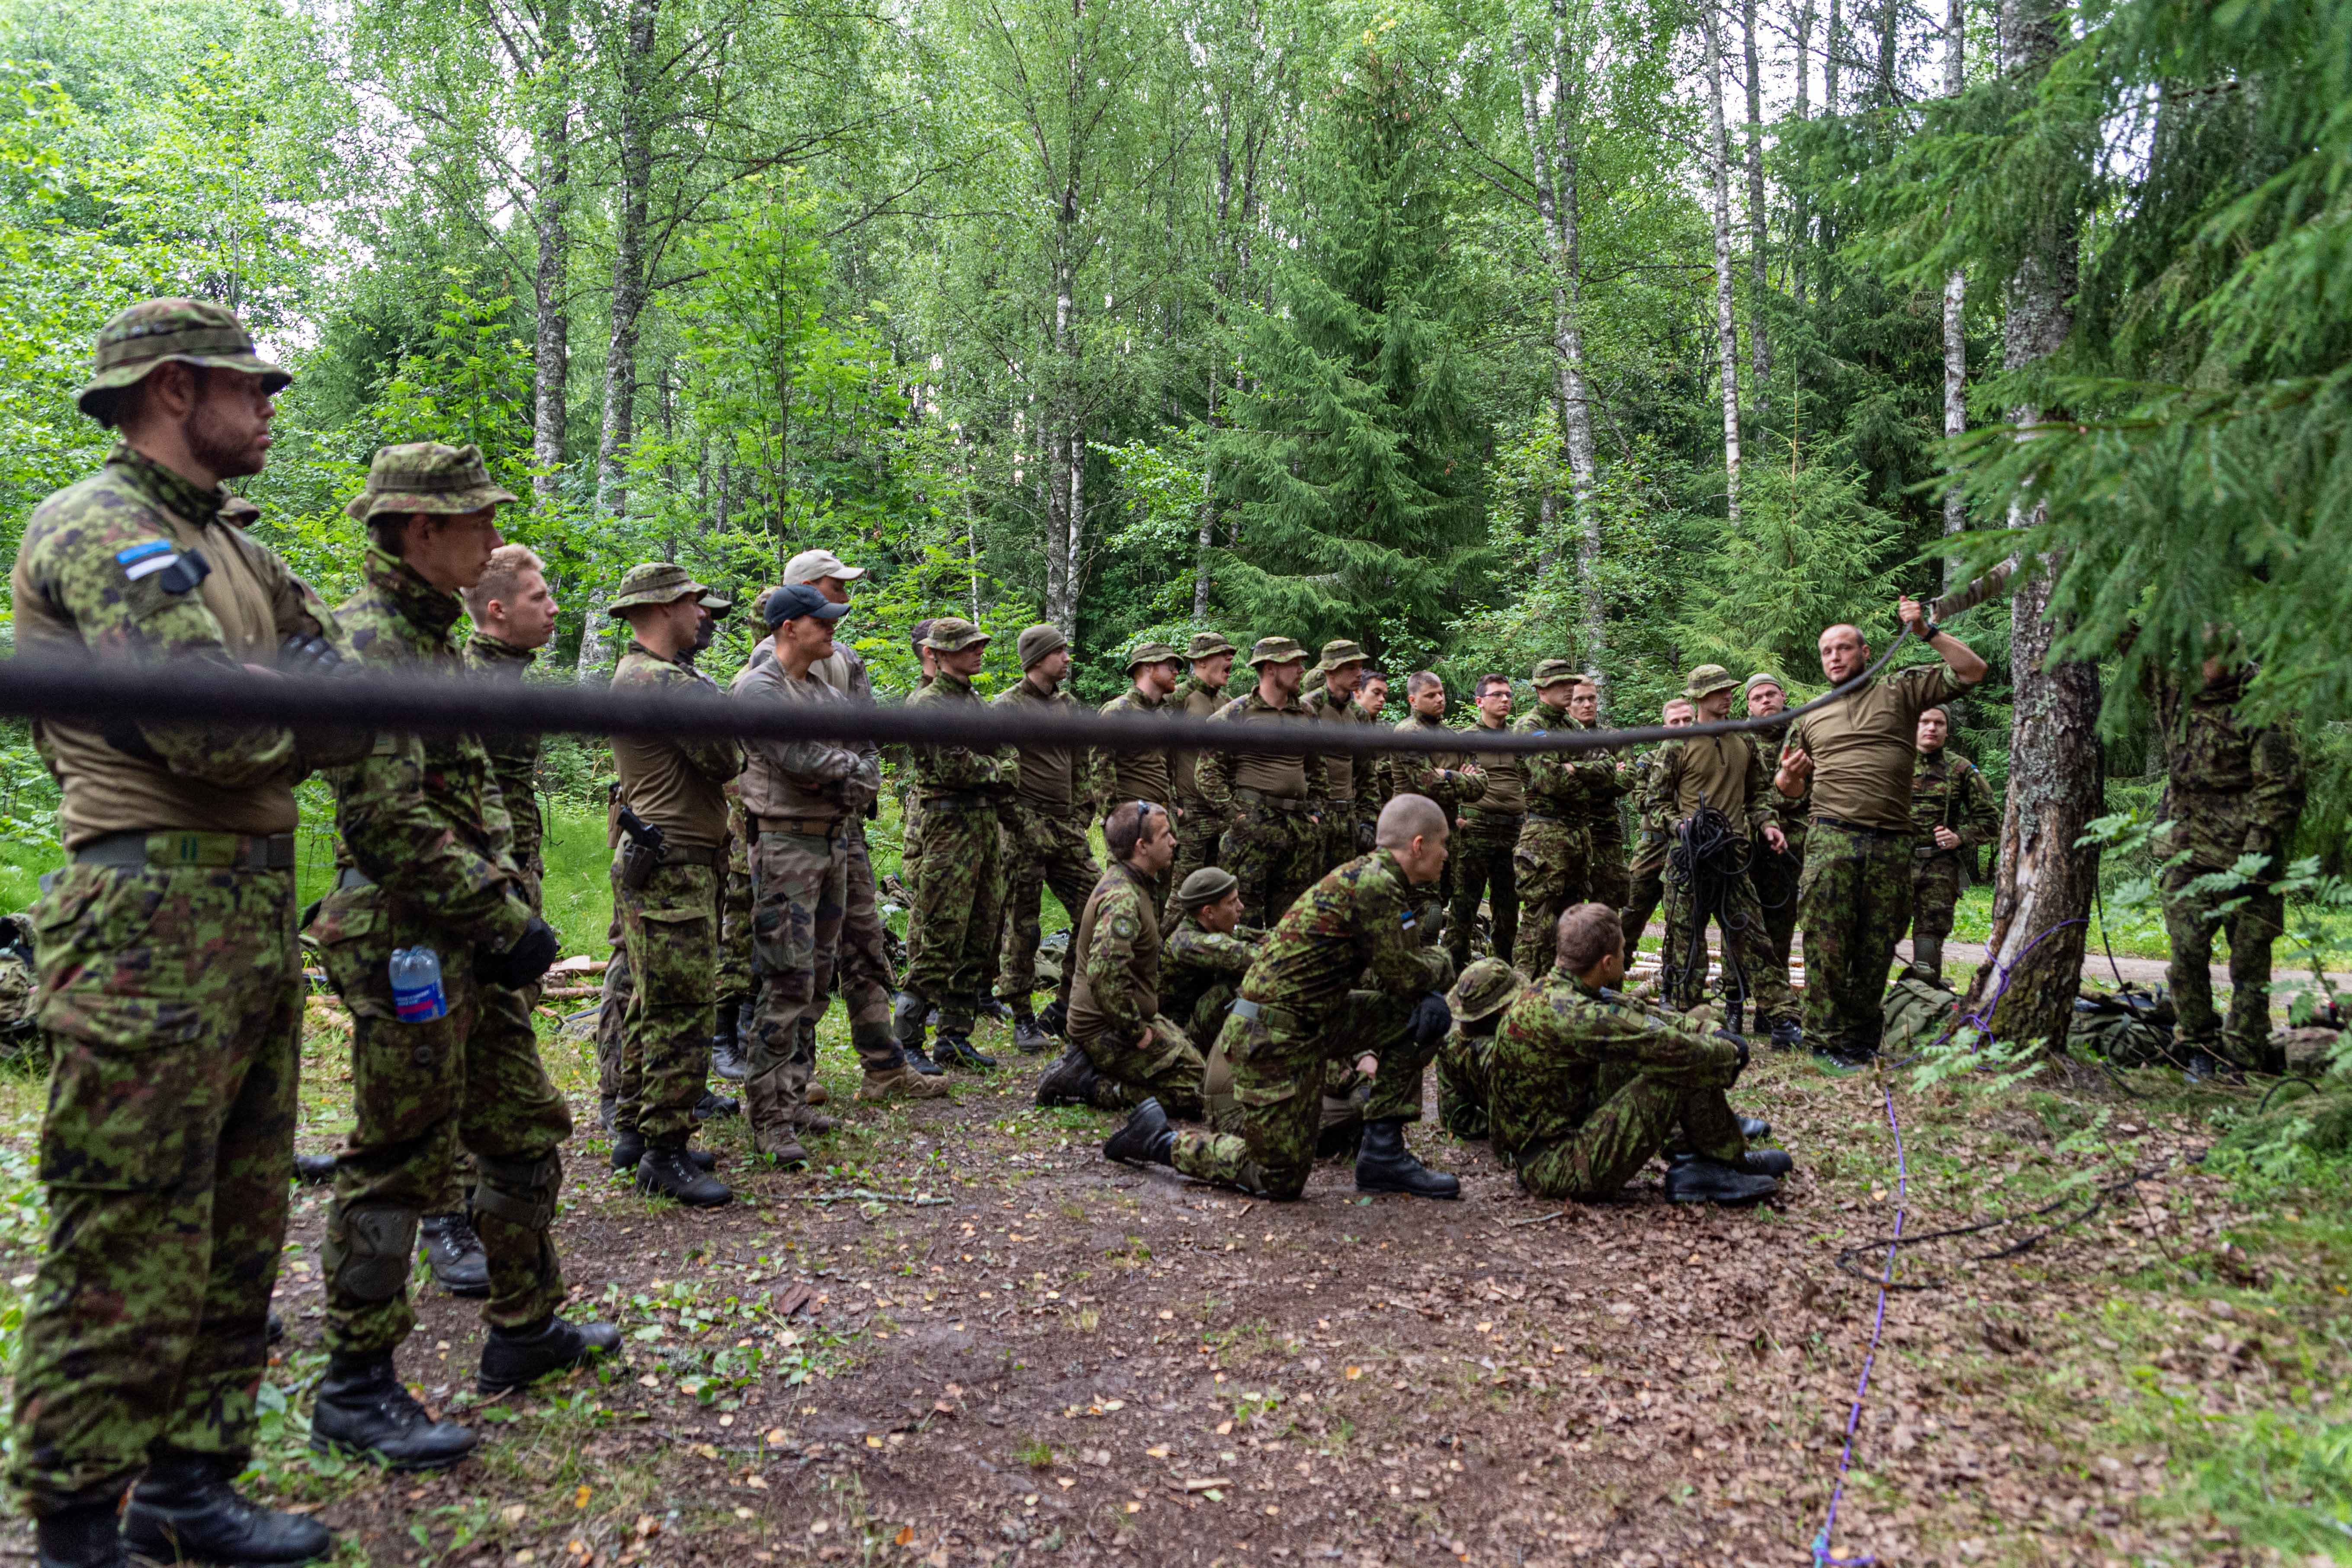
left=997, top=806, right=1101, bottom=1011
left=1435, top=1025, right=1497, bottom=1141
left=1169, top=991, right=1428, bottom=1199
left=311, top=884, right=571, bottom=1360
left=717, top=814, right=755, bottom=1006
left=1511, top=816, right=1592, bottom=978
left=1586, top=829, right=1631, bottom=913
left=1447, top=812, right=1523, bottom=975
left=903, top=803, right=1004, bottom=1029
left=1204, top=1038, right=1368, bottom=1145
left=1075, top=1014, right=1207, bottom=1119
left=1660, top=861, right=1797, bottom=1025
left=616, top=859, right=721, bottom=1145
left=1221, top=801, right=1320, bottom=929
left=1796, top=821, right=1915, bottom=1058
left=837, top=829, right=904, bottom=1058
left=2163, top=850, right=2285, bottom=1063
left=1755, top=837, right=1804, bottom=971
left=1315, top=798, right=1373, bottom=882
left=1172, top=977, right=1241, bottom=1055
left=745, top=827, right=845, bottom=1152
left=1512, top=1057, right=1745, bottom=1200
left=1907, top=852, right=1965, bottom=983
left=10, top=861, right=299, bottom=1512
left=1162, top=802, right=1224, bottom=926
left=1622, top=840, right=1668, bottom=954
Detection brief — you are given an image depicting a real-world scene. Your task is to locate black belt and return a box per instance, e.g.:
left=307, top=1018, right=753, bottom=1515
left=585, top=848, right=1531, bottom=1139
left=1813, top=814, right=1909, bottom=840
left=755, top=814, right=847, bottom=839
left=73, top=830, right=296, bottom=871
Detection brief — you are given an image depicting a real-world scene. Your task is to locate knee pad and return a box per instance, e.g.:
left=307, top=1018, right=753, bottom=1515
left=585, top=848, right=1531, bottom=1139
left=472, top=1151, right=561, bottom=1231
left=327, top=1204, right=419, bottom=1304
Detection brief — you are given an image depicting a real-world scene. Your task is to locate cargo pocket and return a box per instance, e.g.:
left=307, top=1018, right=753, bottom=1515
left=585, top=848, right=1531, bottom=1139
left=308, top=892, right=394, bottom=1020
left=632, top=906, right=714, bottom=1004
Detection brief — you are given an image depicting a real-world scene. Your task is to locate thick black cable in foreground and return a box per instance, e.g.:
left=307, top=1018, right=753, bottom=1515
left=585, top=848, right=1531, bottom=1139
left=0, top=623, right=1933, bottom=757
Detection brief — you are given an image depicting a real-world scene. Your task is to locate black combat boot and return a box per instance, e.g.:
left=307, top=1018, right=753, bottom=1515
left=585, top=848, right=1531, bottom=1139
left=310, top=1353, right=476, bottom=1471
left=597, top=1097, right=617, bottom=1132
left=709, top=997, right=750, bottom=1082
left=892, top=991, right=943, bottom=1076
left=1768, top=1016, right=1804, bottom=1051
left=478, top=1315, right=623, bottom=1395
left=267, top=1311, right=285, bottom=1346
left=292, top=1152, right=337, bottom=1185
left=932, top=1029, right=998, bottom=1071
left=636, top=1145, right=732, bottom=1208
left=1103, top=1099, right=1176, bottom=1167
left=1036, top=998, right=1069, bottom=1039
left=36, top=1495, right=126, bottom=1568
left=124, top=1451, right=333, bottom=1565
left=1738, top=1116, right=1772, bottom=1142
left=1034, top=1045, right=1099, bottom=1107
left=611, top=1132, right=713, bottom=1173
left=420, top=1212, right=489, bottom=1297
left=1673, top=1147, right=1794, bottom=1178
left=1909, top=936, right=1944, bottom=985
left=693, top=1089, right=739, bottom=1120
left=1662, top=1158, right=1780, bottom=1206
left=1353, top=1119, right=1460, bottom=1200
left=1011, top=1006, right=1053, bottom=1055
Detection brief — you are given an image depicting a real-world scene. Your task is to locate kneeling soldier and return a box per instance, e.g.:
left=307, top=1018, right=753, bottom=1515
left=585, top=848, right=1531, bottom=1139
left=1158, top=868, right=1259, bottom=1048
left=1489, top=904, right=1788, bottom=1204
left=1434, top=957, right=1525, bottom=1142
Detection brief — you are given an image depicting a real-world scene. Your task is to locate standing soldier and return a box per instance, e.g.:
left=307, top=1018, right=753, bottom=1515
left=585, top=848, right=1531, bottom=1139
left=1744, top=674, right=1806, bottom=971
left=1448, top=674, right=1524, bottom=973
left=1774, top=601, right=1988, bottom=1065
left=1355, top=670, right=1391, bottom=722
left=1093, top=641, right=1182, bottom=904
left=2150, top=658, right=2307, bottom=1079
left=7, top=299, right=353, bottom=1565
left=1391, top=673, right=1486, bottom=934
left=1101, top=794, right=1461, bottom=1201
left=1648, top=665, right=1800, bottom=1044
left=311, top=443, right=613, bottom=1471
left=1906, top=706, right=1999, bottom=986
left=892, top=618, right=940, bottom=919
left=894, top=619, right=1016, bottom=1070
left=1300, top=639, right=1376, bottom=875
left=1621, top=697, right=1696, bottom=952
left=1511, top=660, right=1614, bottom=976
left=1566, top=677, right=1636, bottom=912
left=1165, top=631, right=1239, bottom=922
left=603, top=563, right=744, bottom=1204
left=992, top=625, right=1101, bottom=1049
left=1197, top=638, right=1330, bottom=925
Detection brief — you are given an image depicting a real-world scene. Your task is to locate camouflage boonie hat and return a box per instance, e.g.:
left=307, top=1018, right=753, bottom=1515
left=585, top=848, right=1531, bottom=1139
left=1185, top=631, right=1238, bottom=660
left=1530, top=657, right=1581, bottom=689
left=1175, top=867, right=1240, bottom=910
left=1683, top=663, right=1739, bottom=700
left=1314, top=638, right=1369, bottom=672
left=0, top=912, right=36, bottom=1058
left=1126, top=641, right=1181, bottom=672
left=924, top=617, right=991, bottom=654
left=1247, top=635, right=1309, bottom=667
left=345, top=443, right=520, bottom=523
left=79, top=298, right=289, bottom=424
left=606, top=561, right=714, bottom=616
left=1448, top=957, right=1524, bottom=1023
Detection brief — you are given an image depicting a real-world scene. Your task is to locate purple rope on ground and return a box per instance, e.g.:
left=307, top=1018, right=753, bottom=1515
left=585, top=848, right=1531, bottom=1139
left=1810, top=1082, right=1907, bottom=1567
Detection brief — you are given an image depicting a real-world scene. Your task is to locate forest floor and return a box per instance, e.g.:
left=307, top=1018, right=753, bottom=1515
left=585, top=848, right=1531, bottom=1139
left=3, top=1008, right=2345, bottom=1568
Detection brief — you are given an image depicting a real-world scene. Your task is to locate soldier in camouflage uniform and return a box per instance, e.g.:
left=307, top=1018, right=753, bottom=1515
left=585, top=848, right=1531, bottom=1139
left=310, top=444, right=614, bottom=1472
left=1621, top=697, right=1695, bottom=952
left=892, top=618, right=940, bottom=909
left=1165, top=631, right=1238, bottom=924
left=1743, top=675, right=1806, bottom=971
left=1, top=911, right=39, bottom=1070
left=1434, top=957, right=1525, bottom=1142
left=1300, top=640, right=1377, bottom=876
left=1103, top=795, right=1461, bottom=1201
left=711, top=786, right=755, bottom=1081
left=1565, top=677, right=1636, bottom=911
left=1489, top=905, right=1784, bottom=1203
left=1091, top=640, right=1181, bottom=914
left=1449, top=674, right=1524, bottom=973
left=895, top=618, right=1017, bottom=1069
left=1906, top=706, right=1999, bottom=986
left=1197, top=638, right=1331, bottom=926
left=5, top=301, right=356, bottom=1566
left=1391, top=673, right=1486, bottom=935
left=1511, top=660, right=1619, bottom=977
left=2150, top=660, right=2307, bottom=1077
left=992, top=625, right=1102, bottom=1048
left=1157, top=868, right=1259, bottom=1047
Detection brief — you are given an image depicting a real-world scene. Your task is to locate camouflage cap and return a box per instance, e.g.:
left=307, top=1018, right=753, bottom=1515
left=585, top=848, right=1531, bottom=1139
left=606, top=561, right=714, bottom=616
left=1126, top=640, right=1181, bottom=672
left=1016, top=622, right=1068, bottom=670
left=1447, top=956, right=1525, bottom=1023
left=78, top=298, right=289, bottom=424
left=924, top=616, right=991, bottom=654
left=1314, top=638, right=1369, bottom=672
left=1683, top=663, right=1739, bottom=700
left=344, top=442, right=520, bottom=523
left=1530, top=657, right=1582, bottom=689
left=1247, top=635, right=1309, bottom=668
left=1174, top=866, right=1241, bottom=911
left=1186, top=631, right=1238, bottom=661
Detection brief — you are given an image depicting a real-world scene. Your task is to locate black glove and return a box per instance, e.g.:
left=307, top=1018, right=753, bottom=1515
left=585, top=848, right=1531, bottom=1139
left=277, top=632, right=345, bottom=675
left=477, top=917, right=562, bottom=990
left=1409, top=991, right=1453, bottom=1048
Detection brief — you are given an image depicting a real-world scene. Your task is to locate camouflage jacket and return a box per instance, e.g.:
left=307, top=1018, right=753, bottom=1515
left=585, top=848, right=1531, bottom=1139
left=1160, top=914, right=1259, bottom=1027
left=1196, top=688, right=1329, bottom=812
left=905, top=672, right=1017, bottom=801
left=465, top=631, right=545, bottom=872
left=2149, top=672, right=2307, bottom=858
left=1236, top=848, right=1452, bottom=1026
left=1752, top=731, right=1810, bottom=853
left=1515, top=706, right=1617, bottom=823
left=1068, top=863, right=1160, bottom=1044
left=327, top=545, right=531, bottom=951
left=1389, top=710, right=1487, bottom=815
left=1488, top=972, right=1742, bottom=1168
left=1091, top=687, right=1174, bottom=811
left=1909, top=749, right=1998, bottom=863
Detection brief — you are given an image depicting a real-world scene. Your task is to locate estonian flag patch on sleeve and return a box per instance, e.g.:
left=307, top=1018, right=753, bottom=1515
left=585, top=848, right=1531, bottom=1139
left=115, top=539, right=177, bottom=580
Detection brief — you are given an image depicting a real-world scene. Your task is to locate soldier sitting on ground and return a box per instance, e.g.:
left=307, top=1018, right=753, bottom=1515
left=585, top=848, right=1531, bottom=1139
left=1434, top=957, right=1527, bottom=1141
left=1488, top=903, right=1789, bottom=1206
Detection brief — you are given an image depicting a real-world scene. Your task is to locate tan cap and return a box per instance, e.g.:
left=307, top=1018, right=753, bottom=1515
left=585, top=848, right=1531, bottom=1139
left=1126, top=641, right=1181, bottom=671
left=1314, top=638, right=1369, bottom=672
left=1017, top=623, right=1069, bottom=669
left=782, top=548, right=866, bottom=584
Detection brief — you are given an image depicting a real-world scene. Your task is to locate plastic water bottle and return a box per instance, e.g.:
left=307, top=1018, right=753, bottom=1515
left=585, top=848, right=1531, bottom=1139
left=390, top=946, right=448, bottom=1023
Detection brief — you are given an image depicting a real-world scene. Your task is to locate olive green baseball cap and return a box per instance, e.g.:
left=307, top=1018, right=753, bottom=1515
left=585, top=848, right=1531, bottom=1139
left=1247, top=635, right=1309, bottom=667
left=1447, top=957, right=1525, bottom=1023
left=1530, top=657, right=1582, bottom=689
left=1185, top=631, right=1238, bottom=660
left=1314, top=638, right=1369, bottom=672
left=345, top=443, right=520, bottom=523
left=79, top=298, right=289, bottom=425
left=924, top=616, right=991, bottom=654
left=1683, top=663, right=1739, bottom=700
left=1175, top=866, right=1241, bottom=911
left=1126, top=640, right=1181, bottom=672
left=606, top=561, right=714, bottom=616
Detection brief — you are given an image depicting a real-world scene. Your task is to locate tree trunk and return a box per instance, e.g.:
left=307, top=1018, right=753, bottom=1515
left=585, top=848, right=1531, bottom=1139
left=1793, top=0, right=1814, bottom=307
left=529, top=0, right=571, bottom=510
left=1194, top=369, right=1217, bottom=619
left=1875, top=0, right=1900, bottom=104
left=1969, top=0, right=2096, bottom=1052
left=1740, top=0, right=1771, bottom=413
left=1701, top=1, right=1742, bottom=525
left=1059, top=422, right=1085, bottom=637
left=1825, top=0, right=1842, bottom=114
left=1940, top=0, right=1967, bottom=588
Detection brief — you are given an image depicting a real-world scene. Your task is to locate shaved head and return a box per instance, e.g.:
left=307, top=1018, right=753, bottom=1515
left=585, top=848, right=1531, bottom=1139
left=1375, top=792, right=1448, bottom=850
left=1819, top=622, right=1871, bottom=683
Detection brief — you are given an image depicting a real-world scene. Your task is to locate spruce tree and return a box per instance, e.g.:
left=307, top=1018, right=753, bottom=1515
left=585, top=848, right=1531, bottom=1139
left=1213, top=47, right=1486, bottom=657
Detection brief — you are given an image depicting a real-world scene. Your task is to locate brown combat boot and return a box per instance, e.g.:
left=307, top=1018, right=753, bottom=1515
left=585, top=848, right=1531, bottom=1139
left=744, top=1066, right=809, bottom=1166
left=856, top=1065, right=950, bottom=1102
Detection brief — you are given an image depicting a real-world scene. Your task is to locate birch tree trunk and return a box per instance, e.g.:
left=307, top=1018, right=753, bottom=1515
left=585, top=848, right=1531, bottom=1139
left=1940, top=0, right=1968, bottom=587
left=1701, top=0, right=1742, bottom=525
left=529, top=0, right=571, bottom=509
left=1968, top=0, right=2099, bottom=1052
left=1740, top=0, right=1772, bottom=410
left=1793, top=0, right=1813, bottom=307
left=1194, top=369, right=1217, bottom=618
left=1043, top=241, right=1079, bottom=635
left=1825, top=0, right=1842, bottom=114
